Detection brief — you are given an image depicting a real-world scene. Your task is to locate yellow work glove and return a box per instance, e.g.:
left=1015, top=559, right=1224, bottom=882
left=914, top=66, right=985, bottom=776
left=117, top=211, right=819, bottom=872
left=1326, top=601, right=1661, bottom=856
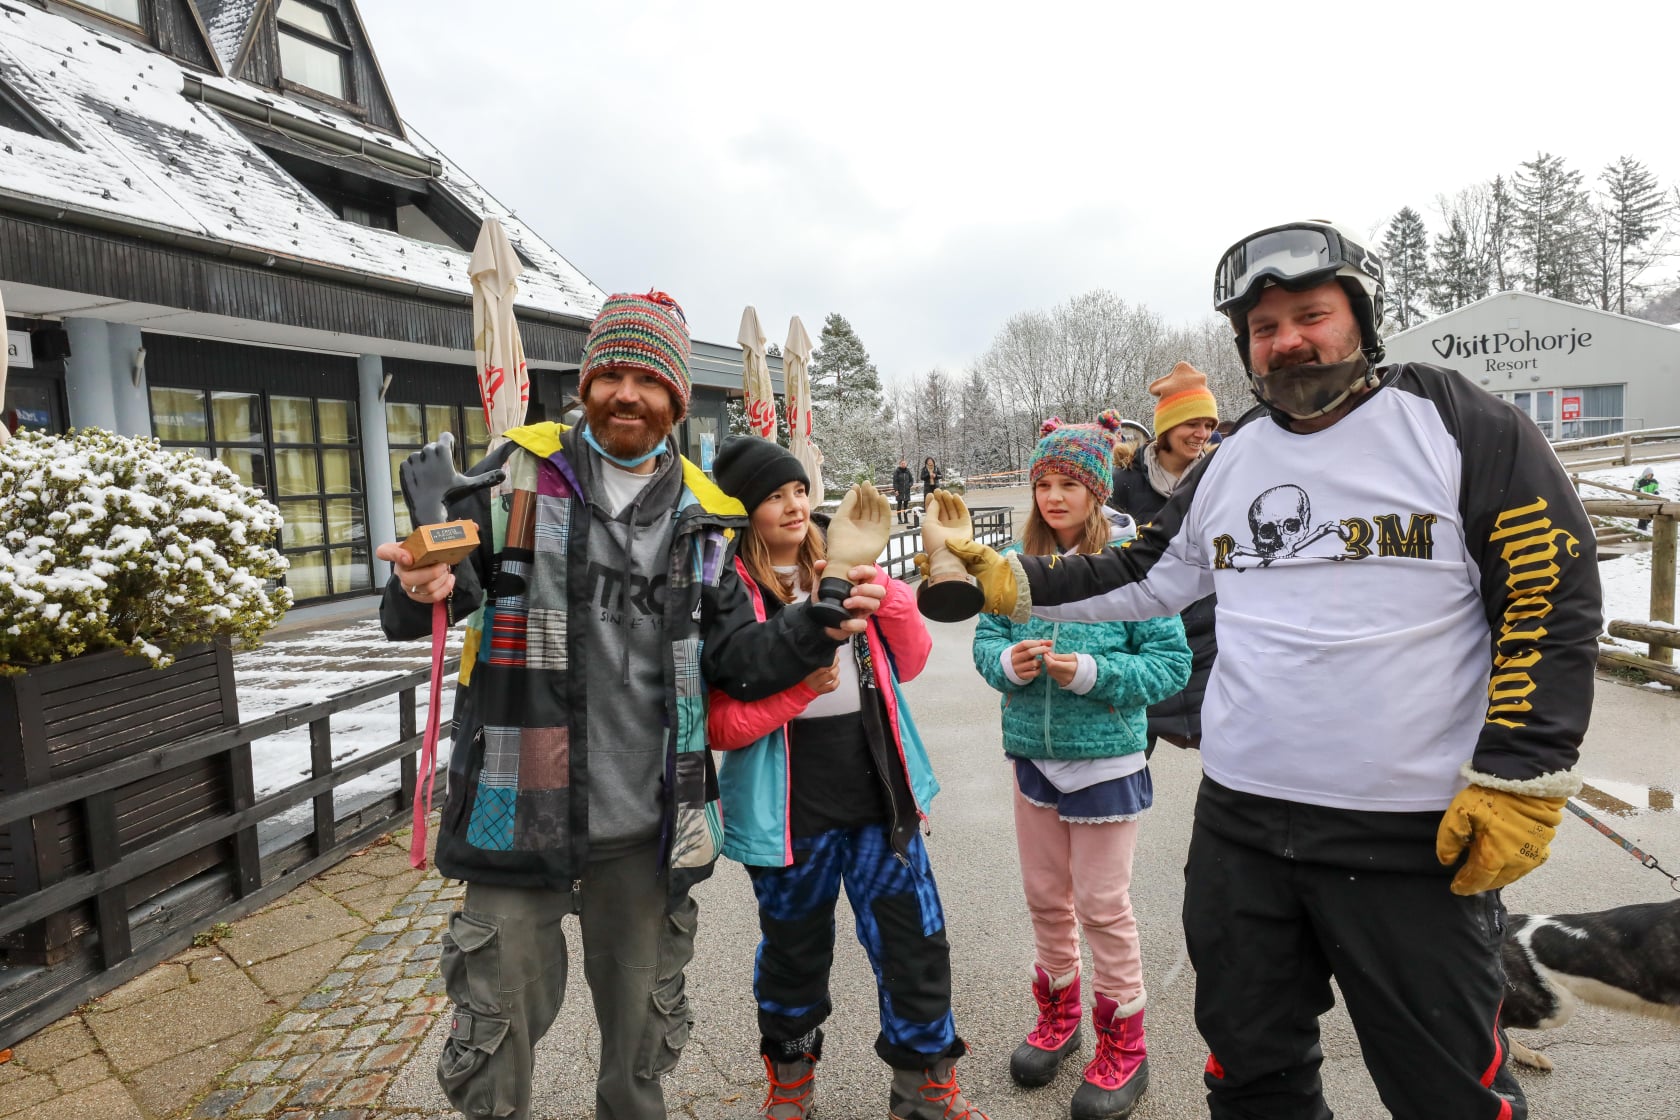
left=945, top=537, right=1030, bottom=622
left=912, top=552, right=932, bottom=583
left=1435, top=783, right=1568, bottom=895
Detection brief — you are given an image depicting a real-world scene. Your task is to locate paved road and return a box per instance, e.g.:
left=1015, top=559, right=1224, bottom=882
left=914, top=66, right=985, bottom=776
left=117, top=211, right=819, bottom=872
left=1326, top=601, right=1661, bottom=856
left=381, top=615, right=1680, bottom=1120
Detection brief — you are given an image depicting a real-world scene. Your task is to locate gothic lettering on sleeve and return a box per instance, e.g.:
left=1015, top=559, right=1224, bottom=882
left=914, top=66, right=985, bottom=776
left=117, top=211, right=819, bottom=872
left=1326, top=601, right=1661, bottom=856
left=1484, top=497, right=1578, bottom=730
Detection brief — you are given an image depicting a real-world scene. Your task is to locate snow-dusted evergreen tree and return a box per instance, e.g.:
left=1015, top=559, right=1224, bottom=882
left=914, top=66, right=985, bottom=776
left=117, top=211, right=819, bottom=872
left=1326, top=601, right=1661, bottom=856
left=913, top=368, right=959, bottom=475
left=1597, top=155, right=1672, bottom=313
left=1381, top=207, right=1432, bottom=329
left=806, top=313, right=894, bottom=490
left=1429, top=215, right=1487, bottom=313
left=1487, top=175, right=1514, bottom=291
left=957, top=368, right=1010, bottom=478
left=1512, top=152, right=1593, bottom=301
left=810, top=313, right=882, bottom=410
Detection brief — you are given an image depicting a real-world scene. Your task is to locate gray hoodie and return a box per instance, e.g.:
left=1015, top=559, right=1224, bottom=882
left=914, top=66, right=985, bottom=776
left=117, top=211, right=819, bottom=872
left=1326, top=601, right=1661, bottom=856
left=573, top=437, right=686, bottom=853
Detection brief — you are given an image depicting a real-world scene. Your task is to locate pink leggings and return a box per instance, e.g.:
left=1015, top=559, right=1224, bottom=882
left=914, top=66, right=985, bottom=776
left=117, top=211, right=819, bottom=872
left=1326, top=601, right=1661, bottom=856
left=1011, top=778, right=1144, bottom=1002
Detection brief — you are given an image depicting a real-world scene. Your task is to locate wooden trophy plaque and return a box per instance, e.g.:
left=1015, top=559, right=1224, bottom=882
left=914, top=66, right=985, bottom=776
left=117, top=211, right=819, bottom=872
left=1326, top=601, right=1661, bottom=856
left=401, top=519, right=480, bottom=568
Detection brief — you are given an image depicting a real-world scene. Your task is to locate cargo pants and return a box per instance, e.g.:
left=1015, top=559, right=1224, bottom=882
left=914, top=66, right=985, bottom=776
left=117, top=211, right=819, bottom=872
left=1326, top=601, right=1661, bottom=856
left=437, top=843, right=698, bottom=1120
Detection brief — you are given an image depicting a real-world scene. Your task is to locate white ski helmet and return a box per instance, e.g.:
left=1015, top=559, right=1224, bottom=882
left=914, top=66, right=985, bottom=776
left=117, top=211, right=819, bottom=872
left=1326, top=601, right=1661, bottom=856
left=1212, top=219, right=1387, bottom=369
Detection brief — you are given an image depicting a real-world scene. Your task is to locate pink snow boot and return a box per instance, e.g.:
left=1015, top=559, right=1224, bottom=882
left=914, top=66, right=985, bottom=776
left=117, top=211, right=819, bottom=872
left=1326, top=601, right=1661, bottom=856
left=1010, top=965, right=1083, bottom=1087
left=1070, top=993, right=1148, bottom=1120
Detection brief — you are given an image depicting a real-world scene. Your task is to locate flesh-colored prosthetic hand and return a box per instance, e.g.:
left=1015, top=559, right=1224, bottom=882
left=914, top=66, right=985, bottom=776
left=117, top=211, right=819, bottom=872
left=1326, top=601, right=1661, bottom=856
left=808, top=482, right=892, bottom=628
left=918, top=490, right=1030, bottom=623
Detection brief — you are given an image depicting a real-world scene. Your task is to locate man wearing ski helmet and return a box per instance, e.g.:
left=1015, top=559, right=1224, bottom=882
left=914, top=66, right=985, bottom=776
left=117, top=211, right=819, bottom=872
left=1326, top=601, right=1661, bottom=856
left=927, top=219, right=1602, bottom=1119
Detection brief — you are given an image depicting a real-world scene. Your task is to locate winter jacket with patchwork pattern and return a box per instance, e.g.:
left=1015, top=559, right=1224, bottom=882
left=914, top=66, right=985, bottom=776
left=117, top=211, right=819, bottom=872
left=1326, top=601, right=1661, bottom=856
left=380, top=423, right=842, bottom=895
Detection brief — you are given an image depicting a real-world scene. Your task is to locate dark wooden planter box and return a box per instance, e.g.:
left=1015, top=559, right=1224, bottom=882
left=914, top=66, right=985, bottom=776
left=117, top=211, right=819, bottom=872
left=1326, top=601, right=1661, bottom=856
left=0, top=643, right=240, bottom=965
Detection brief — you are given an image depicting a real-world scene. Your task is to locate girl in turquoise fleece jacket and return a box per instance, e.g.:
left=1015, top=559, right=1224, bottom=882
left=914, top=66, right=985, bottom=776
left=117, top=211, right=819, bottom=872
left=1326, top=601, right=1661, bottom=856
left=972, top=413, right=1190, bottom=1120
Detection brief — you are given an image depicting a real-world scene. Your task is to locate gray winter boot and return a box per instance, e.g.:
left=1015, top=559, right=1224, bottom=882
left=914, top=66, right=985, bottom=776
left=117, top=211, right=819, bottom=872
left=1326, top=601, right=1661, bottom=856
left=760, top=1031, right=821, bottom=1119
left=889, top=1046, right=990, bottom=1120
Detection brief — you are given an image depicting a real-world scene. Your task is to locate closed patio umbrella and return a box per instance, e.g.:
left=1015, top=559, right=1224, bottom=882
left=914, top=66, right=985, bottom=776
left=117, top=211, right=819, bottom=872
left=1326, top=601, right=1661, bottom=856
left=738, top=305, right=777, bottom=439
left=470, top=219, right=529, bottom=450
left=784, top=315, right=822, bottom=500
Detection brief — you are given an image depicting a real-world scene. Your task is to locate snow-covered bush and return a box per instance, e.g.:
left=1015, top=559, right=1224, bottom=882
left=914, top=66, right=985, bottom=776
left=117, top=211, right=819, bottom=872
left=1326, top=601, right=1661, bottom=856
left=0, top=428, right=292, bottom=671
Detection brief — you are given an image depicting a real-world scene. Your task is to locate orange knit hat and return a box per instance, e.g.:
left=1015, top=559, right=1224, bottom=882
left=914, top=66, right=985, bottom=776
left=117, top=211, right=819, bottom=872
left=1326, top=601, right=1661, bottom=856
left=1149, top=361, right=1218, bottom=436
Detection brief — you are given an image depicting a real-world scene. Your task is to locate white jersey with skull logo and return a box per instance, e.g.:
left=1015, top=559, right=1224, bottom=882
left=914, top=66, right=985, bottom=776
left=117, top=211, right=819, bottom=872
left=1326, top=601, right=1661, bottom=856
left=1033, top=363, right=1601, bottom=813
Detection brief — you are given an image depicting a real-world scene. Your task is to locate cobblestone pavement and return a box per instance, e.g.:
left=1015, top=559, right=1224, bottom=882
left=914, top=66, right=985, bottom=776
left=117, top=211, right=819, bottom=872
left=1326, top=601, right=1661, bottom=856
left=182, top=865, right=458, bottom=1120
left=0, top=824, right=441, bottom=1120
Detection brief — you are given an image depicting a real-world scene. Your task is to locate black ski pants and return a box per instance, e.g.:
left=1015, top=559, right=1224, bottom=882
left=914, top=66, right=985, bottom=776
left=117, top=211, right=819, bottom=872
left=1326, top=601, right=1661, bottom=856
left=1184, top=802, right=1524, bottom=1120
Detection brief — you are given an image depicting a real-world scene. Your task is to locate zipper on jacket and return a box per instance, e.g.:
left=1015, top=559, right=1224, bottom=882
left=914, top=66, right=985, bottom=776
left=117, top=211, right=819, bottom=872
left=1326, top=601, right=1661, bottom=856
left=571, top=878, right=584, bottom=915
left=1042, top=622, right=1060, bottom=758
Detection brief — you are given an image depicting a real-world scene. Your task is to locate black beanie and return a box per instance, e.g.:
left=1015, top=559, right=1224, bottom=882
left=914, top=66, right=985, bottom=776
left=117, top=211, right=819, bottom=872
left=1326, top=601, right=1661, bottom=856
left=713, top=435, right=809, bottom=512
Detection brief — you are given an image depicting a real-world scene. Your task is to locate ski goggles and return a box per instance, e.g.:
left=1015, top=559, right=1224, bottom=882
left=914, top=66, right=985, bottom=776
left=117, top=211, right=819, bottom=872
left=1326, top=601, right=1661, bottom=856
left=1212, top=223, right=1383, bottom=315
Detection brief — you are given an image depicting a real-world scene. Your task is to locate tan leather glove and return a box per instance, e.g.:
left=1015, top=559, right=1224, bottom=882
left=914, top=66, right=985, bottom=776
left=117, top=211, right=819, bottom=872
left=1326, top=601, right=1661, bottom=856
left=912, top=552, right=932, bottom=582
left=944, top=537, right=1029, bottom=622
left=1435, top=781, right=1569, bottom=895
left=824, top=482, right=892, bottom=573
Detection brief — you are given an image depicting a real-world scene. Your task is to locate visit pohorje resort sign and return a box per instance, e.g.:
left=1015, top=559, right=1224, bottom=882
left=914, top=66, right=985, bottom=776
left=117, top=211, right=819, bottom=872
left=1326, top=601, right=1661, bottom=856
left=1428, top=327, right=1593, bottom=374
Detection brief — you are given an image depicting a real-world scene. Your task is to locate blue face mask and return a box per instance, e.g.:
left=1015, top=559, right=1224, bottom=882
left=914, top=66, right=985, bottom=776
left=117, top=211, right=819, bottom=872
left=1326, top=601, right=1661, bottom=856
left=581, top=422, right=665, bottom=468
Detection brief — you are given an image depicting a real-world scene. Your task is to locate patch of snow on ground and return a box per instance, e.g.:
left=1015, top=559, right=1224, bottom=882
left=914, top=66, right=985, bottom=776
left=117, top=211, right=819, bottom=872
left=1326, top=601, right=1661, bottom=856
left=235, top=617, right=463, bottom=849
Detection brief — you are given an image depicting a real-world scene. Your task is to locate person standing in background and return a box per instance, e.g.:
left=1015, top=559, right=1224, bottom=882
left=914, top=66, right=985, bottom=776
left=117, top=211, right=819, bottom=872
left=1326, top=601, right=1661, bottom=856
left=1109, top=362, right=1219, bottom=757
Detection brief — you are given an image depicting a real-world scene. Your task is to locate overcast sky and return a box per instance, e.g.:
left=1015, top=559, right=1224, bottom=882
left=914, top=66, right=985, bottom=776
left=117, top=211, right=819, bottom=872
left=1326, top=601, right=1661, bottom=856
left=357, top=0, right=1680, bottom=383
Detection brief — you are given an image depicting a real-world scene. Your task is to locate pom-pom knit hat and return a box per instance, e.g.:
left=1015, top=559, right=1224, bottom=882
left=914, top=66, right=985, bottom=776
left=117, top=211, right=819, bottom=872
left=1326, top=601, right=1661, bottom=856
left=1029, top=410, right=1124, bottom=506
left=1149, top=361, right=1218, bottom=436
left=580, top=291, right=692, bottom=419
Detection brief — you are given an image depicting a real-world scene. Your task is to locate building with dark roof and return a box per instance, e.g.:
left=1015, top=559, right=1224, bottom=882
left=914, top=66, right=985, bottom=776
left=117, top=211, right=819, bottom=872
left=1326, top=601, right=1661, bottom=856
left=0, top=0, right=769, bottom=603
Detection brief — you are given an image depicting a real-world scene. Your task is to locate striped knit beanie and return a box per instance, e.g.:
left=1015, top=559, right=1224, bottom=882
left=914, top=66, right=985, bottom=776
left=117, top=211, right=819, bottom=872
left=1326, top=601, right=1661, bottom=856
left=580, top=291, right=692, bottom=419
left=1029, top=410, right=1124, bottom=505
left=1149, top=361, right=1218, bottom=436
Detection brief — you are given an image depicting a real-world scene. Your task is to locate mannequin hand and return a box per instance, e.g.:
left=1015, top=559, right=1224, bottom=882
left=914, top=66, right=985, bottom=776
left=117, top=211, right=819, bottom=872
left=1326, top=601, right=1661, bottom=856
left=398, top=431, right=504, bottom=527
left=825, top=483, right=893, bottom=572
left=920, top=489, right=973, bottom=556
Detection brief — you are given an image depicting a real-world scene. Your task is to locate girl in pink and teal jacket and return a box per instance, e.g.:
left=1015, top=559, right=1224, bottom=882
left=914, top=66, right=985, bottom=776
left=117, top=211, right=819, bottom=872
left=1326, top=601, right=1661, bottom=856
left=705, top=435, right=990, bottom=1120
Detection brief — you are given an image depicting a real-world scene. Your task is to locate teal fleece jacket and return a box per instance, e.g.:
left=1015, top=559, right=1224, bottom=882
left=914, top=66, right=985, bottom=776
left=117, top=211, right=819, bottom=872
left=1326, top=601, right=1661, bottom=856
left=972, top=608, right=1191, bottom=761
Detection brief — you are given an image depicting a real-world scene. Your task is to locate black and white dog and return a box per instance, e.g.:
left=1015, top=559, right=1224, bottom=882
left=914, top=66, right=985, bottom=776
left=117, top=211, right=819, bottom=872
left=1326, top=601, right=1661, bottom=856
left=1501, top=898, right=1680, bottom=1069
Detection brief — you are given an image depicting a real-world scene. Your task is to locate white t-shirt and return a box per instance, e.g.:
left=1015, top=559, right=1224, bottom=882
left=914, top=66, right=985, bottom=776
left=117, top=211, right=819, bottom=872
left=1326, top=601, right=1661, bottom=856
left=595, top=460, right=658, bottom=517
left=777, top=565, right=862, bottom=717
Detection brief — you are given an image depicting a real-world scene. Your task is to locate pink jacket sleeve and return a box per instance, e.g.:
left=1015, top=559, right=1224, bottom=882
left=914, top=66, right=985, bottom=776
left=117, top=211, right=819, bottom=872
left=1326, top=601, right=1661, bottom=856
left=707, top=682, right=819, bottom=751
left=869, top=567, right=933, bottom=682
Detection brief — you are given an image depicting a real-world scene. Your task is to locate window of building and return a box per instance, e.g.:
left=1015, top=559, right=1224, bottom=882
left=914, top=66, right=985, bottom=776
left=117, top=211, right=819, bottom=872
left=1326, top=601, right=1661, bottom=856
left=254, top=142, right=484, bottom=248
left=386, top=402, right=489, bottom=537
left=149, top=386, right=371, bottom=602
left=278, top=0, right=352, bottom=103
left=66, top=0, right=145, bottom=27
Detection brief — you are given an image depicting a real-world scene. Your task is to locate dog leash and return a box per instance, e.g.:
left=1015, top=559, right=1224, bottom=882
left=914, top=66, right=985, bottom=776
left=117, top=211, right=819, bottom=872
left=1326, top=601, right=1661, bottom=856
left=1565, top=799, right=1680, bottom=892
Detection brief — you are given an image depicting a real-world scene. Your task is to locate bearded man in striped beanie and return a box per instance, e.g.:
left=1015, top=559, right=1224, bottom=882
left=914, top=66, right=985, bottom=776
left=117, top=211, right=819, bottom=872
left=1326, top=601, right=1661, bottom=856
left=377, top=290, right=857, bottom=1120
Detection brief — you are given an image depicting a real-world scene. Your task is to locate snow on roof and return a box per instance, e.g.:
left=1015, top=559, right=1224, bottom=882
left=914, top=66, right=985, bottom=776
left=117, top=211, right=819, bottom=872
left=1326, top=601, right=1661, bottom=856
left=0, top=1, right=604, bottom=323
left=197, top=0, right=259, bottom=72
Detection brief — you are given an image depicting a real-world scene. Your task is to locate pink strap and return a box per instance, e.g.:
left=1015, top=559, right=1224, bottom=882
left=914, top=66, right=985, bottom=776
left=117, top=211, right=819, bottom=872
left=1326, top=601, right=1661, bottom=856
left=411, top=598, right=447, bottom=869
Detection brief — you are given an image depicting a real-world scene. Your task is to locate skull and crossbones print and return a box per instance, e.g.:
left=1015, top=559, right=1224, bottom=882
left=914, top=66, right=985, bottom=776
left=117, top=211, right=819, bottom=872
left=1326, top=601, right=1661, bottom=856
left=1226, top=484, right=1349, bottom=568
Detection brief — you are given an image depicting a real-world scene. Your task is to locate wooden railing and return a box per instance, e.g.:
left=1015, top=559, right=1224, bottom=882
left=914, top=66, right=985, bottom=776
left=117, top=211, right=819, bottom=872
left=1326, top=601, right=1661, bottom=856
left=0, top=661, right=456, bottom=1048
left=1554, top=425, right=1680, bottom=467
left=1580, top=486, right=1678, bottom=682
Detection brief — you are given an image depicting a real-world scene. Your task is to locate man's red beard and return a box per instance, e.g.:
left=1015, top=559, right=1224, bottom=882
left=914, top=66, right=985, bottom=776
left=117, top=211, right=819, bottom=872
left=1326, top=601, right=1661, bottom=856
left=584, top=391, right=675, bottom=460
